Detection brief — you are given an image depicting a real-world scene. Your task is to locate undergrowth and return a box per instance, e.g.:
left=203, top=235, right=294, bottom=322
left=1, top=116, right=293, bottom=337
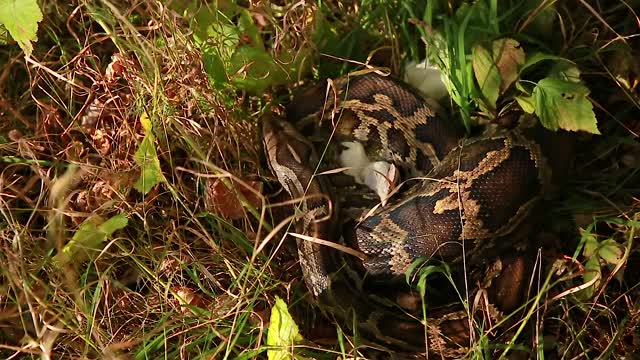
left=0, top=0, right=638, bottom=359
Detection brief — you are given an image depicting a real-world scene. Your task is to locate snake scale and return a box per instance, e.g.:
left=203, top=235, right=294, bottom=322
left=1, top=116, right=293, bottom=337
left=263, top=73, right=572, bottom=357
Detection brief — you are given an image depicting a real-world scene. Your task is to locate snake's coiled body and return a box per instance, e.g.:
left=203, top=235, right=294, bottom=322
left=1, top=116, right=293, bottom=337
left=263, top=73, right=571, bottom=357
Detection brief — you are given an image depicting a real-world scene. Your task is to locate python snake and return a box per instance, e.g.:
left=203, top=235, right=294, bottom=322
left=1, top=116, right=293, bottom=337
left=263, top=73, right=571, bottom=357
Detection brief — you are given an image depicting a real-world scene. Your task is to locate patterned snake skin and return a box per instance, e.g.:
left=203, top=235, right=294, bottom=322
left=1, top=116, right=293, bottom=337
left=263, top=73, right=572, bottom=357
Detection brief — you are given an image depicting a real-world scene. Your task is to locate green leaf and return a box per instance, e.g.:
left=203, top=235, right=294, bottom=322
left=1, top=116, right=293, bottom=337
left=469, top=38, right=523, bottom=112
left=237, top=10, right=262, bottom=48
left=202, top=22, right=239, bottom=61
left=0, top=0, right=43, bottom=56
left=581, top=256, right=601, bottom=299
left=54, top=214, right=128, bottom=267
left=532, top=77, right=600, bottom=134
left=578, top=231, right=599, bottom=300
left=472, top=45, right=500, bottom=110
left=202, top=45, right=227, bottom=84
left=229, top=46, right=285, bottom=93
left=134, top=113, right=165, bottom=194
left=492, top=38, right=525, bottom=92
left=578, top=234, right=626, bottom=299
left=515, top=95, right=535, bottom=114
left=192, top=5, right=239, bottom=51
left=582, top=232, right=599, bottom=257
left=520, top=53, right=573, bottom=74
left=267, top=297, right=303, bottom=360
left=598, top=239, right=624, bottom=265
left=98, top=213, right=129, bottom=234
left=515, top=80, right=532, bottom=95
left=228, top=46, right=311, bottom=94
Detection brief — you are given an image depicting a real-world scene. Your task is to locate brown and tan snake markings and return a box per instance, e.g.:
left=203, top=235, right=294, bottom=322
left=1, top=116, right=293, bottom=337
left=264, top=72, right=571, bottom=357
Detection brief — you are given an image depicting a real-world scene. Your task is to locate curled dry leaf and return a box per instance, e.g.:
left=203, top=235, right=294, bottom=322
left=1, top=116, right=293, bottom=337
left=105, top=53, right=141, bottom=84
left=173, top=287, right=211, bottom=313
left=80, top=98, right=104, bottom=129
left=64, top=140, right=85, bottom=161
left=90, top=128, right=111, bottom=156
left=205, top=178, right=261, bottom=220
left=8, top=129, right=23, bottom=141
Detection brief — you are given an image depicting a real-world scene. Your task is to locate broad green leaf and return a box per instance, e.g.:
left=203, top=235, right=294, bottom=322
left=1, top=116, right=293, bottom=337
left=192, top=5, right=238, bottom=47
left=578, top=231, right=600, bottom=300
left=598, top=239, right=624, bottom=265
left=581, top=256, right=601, bottom=299
left=55, top=214, right=128, bottom=267
left=238, top=10, right=262, bottom=48
left=0, top=0, right=43, bottom=56
left=492, top=38, right=525, bottom=92
left=134, top=113, right=165, bottom=194
left=98, top=213, right=129, bottom=234
left=472, top=45, right=500, bottom=109
left=229, top=46, right=311, bottom=94
left=532, top=77, right=600, bottom=134
left=267, top=297, right=303, bottom=360
left=210, top=22, right=239, bottom=60
left=202, top=45, right=227, bottom=84
left=579, top=234, right=625, bottom=299
left=515, top=95, right=535, bottom=114
left=520, top=53, right=573, bottom=74
left=582, top=232, right=598, bottom=257
left=229, top=46, right=286, bottom=93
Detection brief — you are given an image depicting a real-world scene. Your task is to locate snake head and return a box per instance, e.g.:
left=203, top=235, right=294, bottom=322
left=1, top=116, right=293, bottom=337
left=262, top=115, right=335, bottom=297
left=262, top=115, right=320, bottom=196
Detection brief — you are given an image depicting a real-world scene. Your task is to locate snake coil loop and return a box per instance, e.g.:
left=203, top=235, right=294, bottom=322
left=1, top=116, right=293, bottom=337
left=263, top=73, right=572, bottom=357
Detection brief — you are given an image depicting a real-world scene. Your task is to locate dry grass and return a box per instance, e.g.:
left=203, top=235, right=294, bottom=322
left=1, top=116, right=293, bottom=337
left=0, top=0, right=639, bottom=359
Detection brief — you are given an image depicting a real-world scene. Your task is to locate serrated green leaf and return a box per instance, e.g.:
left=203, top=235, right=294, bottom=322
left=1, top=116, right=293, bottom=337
left=598, top=239, right=624, bottom=265
left=515, top=95, right=535, bottom=114
left=54, top=214, right=128, bottom=267
left=472, top=45, right=500, bottom=109
left=267, top=296, right=303, bottom=360
left=134, top=113, right=165, bottom=194
left=0, top=0, right=43, bottom=56
left=532, top=77, right=600, bottom=134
